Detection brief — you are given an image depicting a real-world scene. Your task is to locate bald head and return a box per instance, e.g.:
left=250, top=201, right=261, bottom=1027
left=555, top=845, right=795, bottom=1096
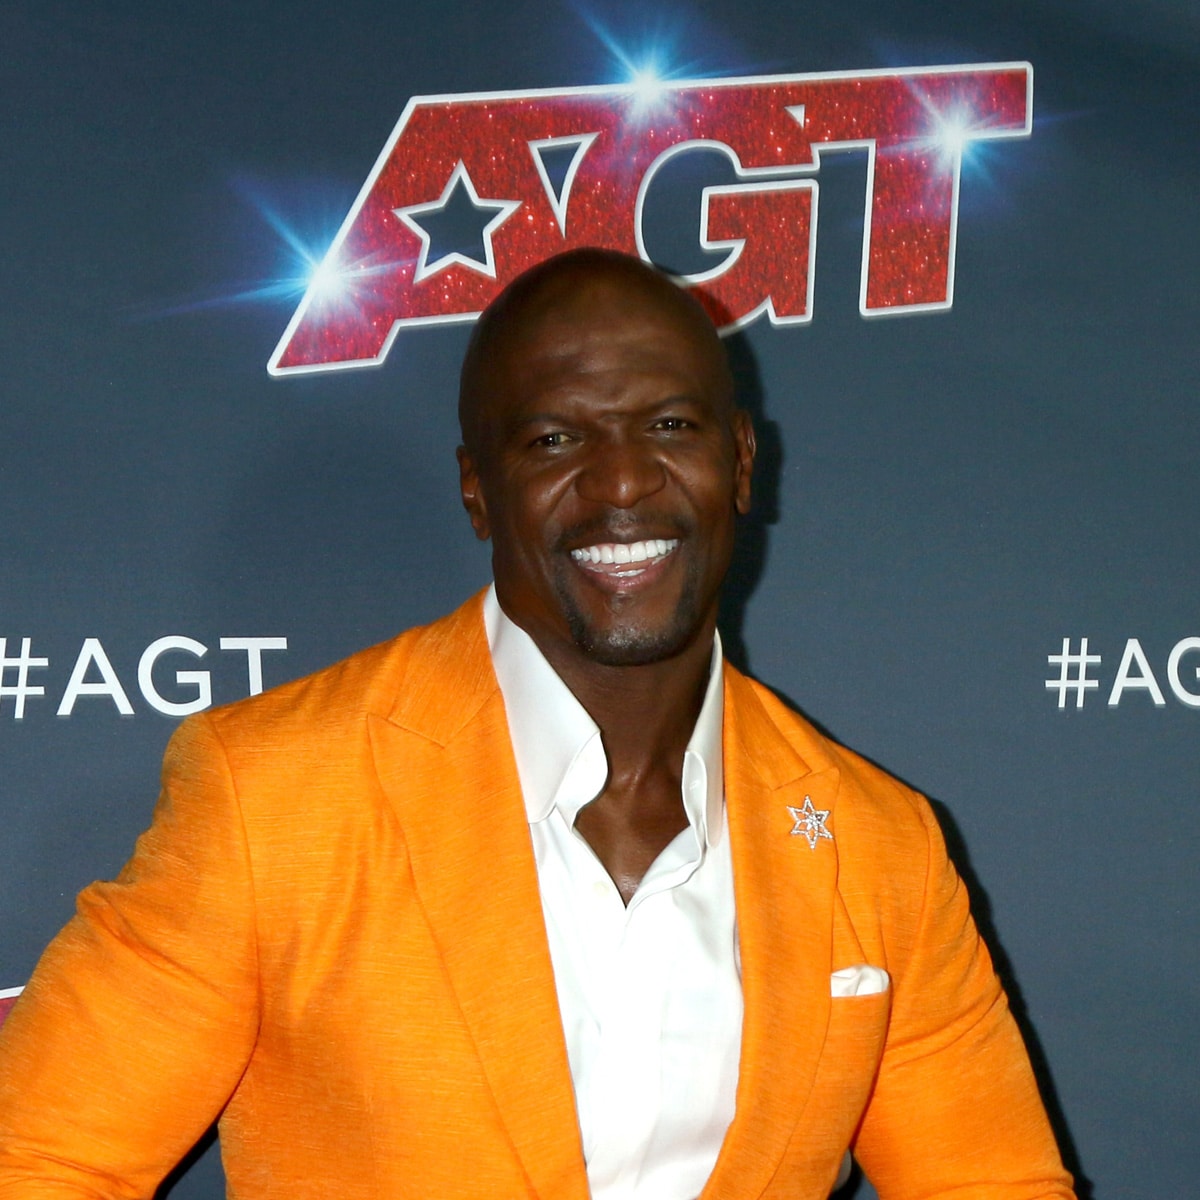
left=453, top=246, right=755, bottom=669
left=458, top=249, right=733, bottom=458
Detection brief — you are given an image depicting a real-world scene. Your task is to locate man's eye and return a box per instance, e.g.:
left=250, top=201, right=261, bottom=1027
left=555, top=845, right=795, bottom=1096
left=653, top=417, right=691, bottom=432
left=531, top=431, right=571, bottom=448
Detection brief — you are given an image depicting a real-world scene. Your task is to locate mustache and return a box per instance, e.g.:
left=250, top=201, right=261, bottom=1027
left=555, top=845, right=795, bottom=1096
left=555, top=511, right=691, bottom=550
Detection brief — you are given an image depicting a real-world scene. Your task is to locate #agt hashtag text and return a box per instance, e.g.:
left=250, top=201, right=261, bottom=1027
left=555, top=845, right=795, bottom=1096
left=1045, top=637, right=1200, bottom=710
left=0, top=636, right=288, bottom=719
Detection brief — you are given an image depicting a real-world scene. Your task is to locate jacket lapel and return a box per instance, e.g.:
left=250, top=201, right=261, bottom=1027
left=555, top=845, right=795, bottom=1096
left=701, top=669, right=842, bottom=1200
left=368, top=597, right=589, bottom=1200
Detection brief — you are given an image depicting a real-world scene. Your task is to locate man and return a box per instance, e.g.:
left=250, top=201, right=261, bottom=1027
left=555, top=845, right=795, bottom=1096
left=0, top=249, right=1073, bottom=1198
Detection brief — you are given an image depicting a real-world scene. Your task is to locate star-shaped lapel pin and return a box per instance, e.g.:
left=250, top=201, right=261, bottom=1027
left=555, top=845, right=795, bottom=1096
left=787, top=795, right=833, bottom=850
left=394, top=161, right=521, bottom=284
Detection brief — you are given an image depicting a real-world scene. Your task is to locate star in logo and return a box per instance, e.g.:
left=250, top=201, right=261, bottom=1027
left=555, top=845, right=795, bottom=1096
left=394, top=161, right=521, bottom=284
left=787, top=796, right=833, bottom=850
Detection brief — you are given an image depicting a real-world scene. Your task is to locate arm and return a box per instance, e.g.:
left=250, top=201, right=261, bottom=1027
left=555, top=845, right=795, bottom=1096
left=853, top=799, right=1074, bottom=1199
left=0, top=715, right=260, bottom=1198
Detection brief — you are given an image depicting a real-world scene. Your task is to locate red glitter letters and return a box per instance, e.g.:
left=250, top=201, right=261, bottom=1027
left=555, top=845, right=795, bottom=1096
left=269, top=63, right=1032, bottom=375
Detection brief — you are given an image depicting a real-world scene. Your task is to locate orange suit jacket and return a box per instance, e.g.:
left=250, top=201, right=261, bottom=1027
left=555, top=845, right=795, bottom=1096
left=0, top=593, right=1072, bottom=1199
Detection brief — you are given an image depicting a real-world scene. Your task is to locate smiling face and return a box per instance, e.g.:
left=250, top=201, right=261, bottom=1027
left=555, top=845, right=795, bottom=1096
left=458, top=251, right=754, bottom=670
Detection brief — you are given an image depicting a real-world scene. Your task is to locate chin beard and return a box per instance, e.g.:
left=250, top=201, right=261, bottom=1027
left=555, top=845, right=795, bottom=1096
left=555, top=570, right=707, bottom=667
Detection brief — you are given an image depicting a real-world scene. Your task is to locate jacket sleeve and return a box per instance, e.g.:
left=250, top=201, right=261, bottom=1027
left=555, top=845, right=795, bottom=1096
left=0, top=714, right=260, bottom=1198
left=851, top=795, right=1074, bottom=1199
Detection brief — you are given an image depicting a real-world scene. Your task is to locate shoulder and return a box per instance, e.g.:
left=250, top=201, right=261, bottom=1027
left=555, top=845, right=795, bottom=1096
left=724, top=666, right=941, bottom=867
left=215, top=593, right=485, bottom=731
left=726, top=667, right=930, bottom=811
left=163, top=591, right=493, bottom=781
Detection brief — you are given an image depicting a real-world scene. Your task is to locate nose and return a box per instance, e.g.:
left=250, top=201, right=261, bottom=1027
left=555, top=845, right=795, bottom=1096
left=575, top=436, right=667, bottom=508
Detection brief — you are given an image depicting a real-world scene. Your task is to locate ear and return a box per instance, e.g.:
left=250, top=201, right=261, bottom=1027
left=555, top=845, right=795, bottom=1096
left=457, top=446, right=491, bottom=541
left=732, top=411, right=756, bottom=516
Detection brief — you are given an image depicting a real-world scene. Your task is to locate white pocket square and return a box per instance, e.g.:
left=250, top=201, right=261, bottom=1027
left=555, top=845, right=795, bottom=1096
left=830, top=964, right=890, bottom=997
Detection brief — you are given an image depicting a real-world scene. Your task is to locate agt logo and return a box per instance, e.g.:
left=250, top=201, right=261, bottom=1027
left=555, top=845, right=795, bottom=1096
left=269, top=63, right=1032, bottom=376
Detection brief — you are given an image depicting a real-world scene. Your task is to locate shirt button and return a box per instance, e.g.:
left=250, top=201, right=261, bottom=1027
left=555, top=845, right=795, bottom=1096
left=592, top=880, right=609, bottom=900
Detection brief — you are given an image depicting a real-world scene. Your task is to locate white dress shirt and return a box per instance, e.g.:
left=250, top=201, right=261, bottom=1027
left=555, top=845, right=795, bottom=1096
left=484, top=586, right=742, bottom=1200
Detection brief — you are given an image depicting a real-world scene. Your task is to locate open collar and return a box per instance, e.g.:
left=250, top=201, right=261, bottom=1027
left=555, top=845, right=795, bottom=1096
left=484, top=584, right=725, bottom=847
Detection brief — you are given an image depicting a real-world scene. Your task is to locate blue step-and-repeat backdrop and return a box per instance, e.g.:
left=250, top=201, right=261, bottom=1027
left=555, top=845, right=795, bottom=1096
left=3, top=2, right=1196, bottom=1196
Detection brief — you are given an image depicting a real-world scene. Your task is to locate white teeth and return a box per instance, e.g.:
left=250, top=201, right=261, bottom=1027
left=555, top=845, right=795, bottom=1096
left=571, top=539, right=680, bottom=565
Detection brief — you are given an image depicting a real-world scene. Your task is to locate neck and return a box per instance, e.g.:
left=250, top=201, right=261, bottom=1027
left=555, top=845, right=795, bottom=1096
left=537, top=624, right=716, bottom=787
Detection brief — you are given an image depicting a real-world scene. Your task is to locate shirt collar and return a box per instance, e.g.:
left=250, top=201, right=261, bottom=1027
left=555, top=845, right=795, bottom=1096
left=483, top=585, right=725, bottom=848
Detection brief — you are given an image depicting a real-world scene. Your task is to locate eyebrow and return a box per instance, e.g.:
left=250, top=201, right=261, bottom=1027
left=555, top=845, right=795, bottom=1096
left=500, top=412, right=574, bottom=436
